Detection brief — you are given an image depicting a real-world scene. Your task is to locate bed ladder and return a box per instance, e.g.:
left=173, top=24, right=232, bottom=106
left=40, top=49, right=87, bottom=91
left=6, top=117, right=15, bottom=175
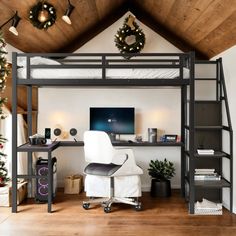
left=185, top=58, right=233, bottom=214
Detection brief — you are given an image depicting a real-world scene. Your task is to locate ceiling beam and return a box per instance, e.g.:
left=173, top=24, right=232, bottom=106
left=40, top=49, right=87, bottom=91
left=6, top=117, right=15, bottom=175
left=127, top=1, right=209, bottom=60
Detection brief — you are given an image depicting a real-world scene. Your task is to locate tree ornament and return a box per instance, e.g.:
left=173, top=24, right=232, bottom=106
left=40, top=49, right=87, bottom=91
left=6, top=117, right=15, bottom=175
left=0, top=32, right=9, bottom=187
left=29, top=1, right=56, bottom=30
left=114, top=15, right=145, bottom=59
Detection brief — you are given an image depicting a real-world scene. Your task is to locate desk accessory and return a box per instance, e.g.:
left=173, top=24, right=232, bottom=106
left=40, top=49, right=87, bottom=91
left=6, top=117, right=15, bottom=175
left=148, top=128, right=157, bottom=143
left=135, top=135, right=142, bottom=142
left=29, top=134, right=46, bottom=145
left=53, top=128, right=61, bottom=136
left=70, top=128, right=78, bottom=142
left=45, top=128, right=51, bottom=139
left=162, top=134, right=177, bottom=142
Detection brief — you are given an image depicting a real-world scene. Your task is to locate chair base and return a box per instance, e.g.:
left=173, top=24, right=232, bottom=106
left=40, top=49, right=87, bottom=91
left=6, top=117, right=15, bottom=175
left=82, top=197, right=142, bottom=213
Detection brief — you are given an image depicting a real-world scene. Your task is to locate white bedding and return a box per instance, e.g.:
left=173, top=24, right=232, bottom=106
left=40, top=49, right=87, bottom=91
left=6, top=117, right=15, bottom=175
left=17, top=56, right=190, bottom=79
left=18, top=67, right=190, bottom=79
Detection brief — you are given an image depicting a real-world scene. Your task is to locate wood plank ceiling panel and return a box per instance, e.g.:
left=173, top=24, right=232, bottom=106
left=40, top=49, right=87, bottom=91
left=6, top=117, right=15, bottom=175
left=163, top=0, right=196, bottom=30
left=184, top=0, right=236, bottom=44
left=0, top=0, right=236, bottom=58
left=196, top=10, right=236, bottom=58
left=173, top=0, right=214, bottom=33
left=131, top=0, right=208, bottom=59
left=132, top=0, right=175, bottom=25
left=153, top=0, right=176, bottom=24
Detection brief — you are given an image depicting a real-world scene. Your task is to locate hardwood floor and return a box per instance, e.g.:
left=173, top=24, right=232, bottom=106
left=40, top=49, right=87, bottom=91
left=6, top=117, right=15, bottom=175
left=0, top=190, right=236, bottom=236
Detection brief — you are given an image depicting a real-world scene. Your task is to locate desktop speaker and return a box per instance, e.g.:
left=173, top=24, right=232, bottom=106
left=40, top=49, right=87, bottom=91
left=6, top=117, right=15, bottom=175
left=69, top=128, right=77, bottom=136
left=35, top=157, right=57, bottom=203
left=70, top=128, right=78, bottom=141
left=54, top=128, right=61, bottom=136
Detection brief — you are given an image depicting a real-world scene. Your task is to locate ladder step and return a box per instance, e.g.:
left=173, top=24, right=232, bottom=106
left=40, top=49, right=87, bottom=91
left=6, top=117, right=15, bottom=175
left=195, top=78, right=217, bottom=81
left=194, top=100, right=220, bottom=104
left=186, top=100, right=220, bottom=103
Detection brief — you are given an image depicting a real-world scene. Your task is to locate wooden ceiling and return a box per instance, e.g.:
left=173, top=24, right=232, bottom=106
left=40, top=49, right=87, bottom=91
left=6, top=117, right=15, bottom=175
left=0, top=0, right=236, bottom=59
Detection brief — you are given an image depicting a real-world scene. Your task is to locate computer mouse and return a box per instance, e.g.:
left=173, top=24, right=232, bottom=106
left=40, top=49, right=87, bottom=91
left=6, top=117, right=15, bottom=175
left=128, top=140, right=133, bottom=143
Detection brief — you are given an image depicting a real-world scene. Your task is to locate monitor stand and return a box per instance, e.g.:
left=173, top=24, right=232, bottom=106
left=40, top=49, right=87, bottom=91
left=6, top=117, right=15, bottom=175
left=108, top=133, right=116, bottom=142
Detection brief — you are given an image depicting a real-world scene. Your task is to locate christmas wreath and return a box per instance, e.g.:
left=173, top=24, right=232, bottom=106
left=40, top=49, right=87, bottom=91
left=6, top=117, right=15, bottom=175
left=29, top=1, right=56, bottom=30
left=114, top=15, right=145, bottom=58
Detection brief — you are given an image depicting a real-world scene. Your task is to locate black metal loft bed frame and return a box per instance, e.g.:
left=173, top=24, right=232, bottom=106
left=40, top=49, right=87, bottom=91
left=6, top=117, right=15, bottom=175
left=11, top=52, right=232, bottom=214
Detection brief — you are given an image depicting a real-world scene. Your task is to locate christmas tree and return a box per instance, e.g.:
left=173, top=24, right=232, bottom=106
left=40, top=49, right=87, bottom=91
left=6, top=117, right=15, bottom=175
left=0, top=32, right=10, bottom=186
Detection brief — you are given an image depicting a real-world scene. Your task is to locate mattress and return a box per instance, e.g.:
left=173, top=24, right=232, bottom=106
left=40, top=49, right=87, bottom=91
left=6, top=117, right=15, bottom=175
left=17, top=56, right=189, bottom=79
left=17, top=67, right=190, bottom=79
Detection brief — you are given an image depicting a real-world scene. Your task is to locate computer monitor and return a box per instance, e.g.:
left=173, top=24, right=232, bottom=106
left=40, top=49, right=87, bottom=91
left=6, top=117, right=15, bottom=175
left=90, top=107, right=135, bottom=135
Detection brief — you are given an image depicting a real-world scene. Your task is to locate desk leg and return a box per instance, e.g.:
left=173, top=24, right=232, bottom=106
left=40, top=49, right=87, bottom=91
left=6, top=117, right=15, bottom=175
left=12, top=152, right=17, bottom=213
left=48, top=151, right=52, bottom=213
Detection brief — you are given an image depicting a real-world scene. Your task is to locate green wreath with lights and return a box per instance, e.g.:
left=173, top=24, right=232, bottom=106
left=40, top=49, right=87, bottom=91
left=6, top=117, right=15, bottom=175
left=29, top=1, right=56, bottom=30
left=115, top=16, right=145, bottom=58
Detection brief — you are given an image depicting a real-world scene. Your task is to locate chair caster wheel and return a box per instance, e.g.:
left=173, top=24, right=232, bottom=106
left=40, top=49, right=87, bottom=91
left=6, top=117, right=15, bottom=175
left=134, top=203, right=142, bottom=211
left=83, top=203, right=90, bottom=210
left=104, top=206, right=111, bottom=213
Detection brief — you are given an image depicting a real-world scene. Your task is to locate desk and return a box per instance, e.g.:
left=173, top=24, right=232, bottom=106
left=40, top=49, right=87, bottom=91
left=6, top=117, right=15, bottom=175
left=14, top=140, right=183, bottom=213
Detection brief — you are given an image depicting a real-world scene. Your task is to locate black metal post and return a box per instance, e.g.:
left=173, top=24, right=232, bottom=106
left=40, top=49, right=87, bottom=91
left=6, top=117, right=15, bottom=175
left=27, top=84, right=33, bottom=197
left=102, top=55, right=106, bottom=79
left=12, top=52, right=18, bottom=213
left=230, top=131, right=233, bottom=212
left=181, top=85, right=187, bottom=197
left=48, top=151, right=52, bottom=213
left=189, top=51, right=195, bottom=214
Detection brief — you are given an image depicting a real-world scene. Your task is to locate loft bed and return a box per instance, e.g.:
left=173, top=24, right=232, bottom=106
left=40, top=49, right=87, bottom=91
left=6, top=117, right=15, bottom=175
left=11, top=52, right=196, bottom=214
left=11, top=52, right=234, bottom=215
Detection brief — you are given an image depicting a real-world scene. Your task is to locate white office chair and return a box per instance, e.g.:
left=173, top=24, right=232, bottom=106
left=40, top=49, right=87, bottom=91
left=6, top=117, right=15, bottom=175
left=83, top=130, right=143, bottom=213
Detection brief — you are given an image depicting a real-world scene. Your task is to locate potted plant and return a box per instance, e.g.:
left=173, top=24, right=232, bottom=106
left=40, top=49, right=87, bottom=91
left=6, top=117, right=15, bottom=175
left=148, top=158, right=175, bottom=197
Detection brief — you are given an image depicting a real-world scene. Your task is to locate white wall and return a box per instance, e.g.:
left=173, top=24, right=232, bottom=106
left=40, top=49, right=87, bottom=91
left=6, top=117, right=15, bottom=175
left=75, top=12, right=182, bottom=54
left=37, top=12, right=183, bottom=190
left=212, top=46, right=236, bottom=213
left=5, top=44, right=22, bottom=63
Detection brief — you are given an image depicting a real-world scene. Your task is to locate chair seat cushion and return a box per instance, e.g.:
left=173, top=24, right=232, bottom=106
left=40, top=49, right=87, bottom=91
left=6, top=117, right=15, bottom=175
left=84, top=163, right=122, bottom=176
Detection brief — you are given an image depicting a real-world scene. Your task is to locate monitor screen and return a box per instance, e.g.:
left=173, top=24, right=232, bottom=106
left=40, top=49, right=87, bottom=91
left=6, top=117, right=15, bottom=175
left=90, top=107, right=135, bottom=134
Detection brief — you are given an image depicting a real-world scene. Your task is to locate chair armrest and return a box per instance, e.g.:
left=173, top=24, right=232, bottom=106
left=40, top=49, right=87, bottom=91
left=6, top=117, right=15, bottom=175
left=111, top=148, right=143, bottom=176
left=111, top=149, right=128, bottom=165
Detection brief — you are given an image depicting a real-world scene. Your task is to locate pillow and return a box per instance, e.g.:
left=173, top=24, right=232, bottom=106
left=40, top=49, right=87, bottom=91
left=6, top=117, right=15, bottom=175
left=17, top=56, right=61, bottom=67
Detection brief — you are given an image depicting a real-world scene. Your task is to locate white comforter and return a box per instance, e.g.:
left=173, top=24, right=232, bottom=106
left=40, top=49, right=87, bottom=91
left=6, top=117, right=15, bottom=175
left=17, top=68, right=190, bottom=79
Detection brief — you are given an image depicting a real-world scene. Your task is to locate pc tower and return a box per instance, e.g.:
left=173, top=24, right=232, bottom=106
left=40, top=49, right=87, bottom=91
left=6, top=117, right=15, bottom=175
left=35, top=157, right=57, bottom=203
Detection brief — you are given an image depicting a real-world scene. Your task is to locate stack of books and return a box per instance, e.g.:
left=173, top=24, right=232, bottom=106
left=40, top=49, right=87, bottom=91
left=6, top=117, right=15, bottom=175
left=194, top=168, right=221, bottom=181
left=195, top=198, right=222, bottom=215
left=197, top=149, right=214, bottom=155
